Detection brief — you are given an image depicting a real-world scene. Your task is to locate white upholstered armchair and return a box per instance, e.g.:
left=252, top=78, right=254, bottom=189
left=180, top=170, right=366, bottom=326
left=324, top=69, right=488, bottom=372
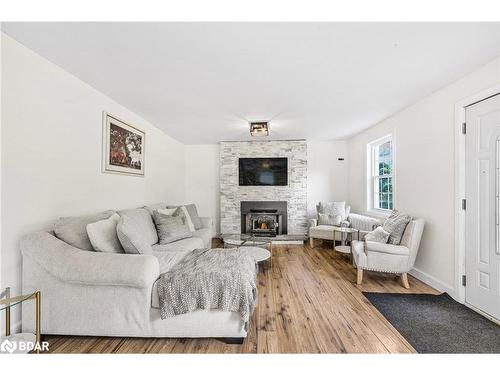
left=351, top=218, right=425, bottom=288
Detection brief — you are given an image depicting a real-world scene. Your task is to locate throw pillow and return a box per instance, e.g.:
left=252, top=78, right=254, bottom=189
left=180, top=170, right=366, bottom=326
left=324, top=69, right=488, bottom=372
left=54, top=210, right=116, bottom=251
left=157, top=207, right=177, bottom=216
left=317, top=202, right=346, bottom=222
left=318, top=213, right=342, bottom=226
left=158, top=206, right=196, bottom=232
left=364, top=226, right=390, bottom=243
left=116, top=216, right=153, bottom=255
left=382, top=210, right=412, bottom=245
left=184, top=204, right=203, bottom=230
left=153, top=210, right=193, bottom=245
left=117, top=208, right=158, bottom=246
left=177, top=206, right=195, bottom=232
left=86, top=213, right=124, bottom=253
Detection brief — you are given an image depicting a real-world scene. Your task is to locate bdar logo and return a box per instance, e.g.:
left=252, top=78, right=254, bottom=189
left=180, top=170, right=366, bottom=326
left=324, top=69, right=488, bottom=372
left=0, top=339, right=16, bottom=354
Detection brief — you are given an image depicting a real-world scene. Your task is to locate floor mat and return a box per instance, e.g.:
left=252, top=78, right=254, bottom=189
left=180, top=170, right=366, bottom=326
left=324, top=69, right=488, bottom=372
left=363, top=292, right=500, bottom=353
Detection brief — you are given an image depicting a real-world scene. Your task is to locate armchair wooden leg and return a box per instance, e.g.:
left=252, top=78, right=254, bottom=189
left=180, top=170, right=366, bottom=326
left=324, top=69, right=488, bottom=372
left=357, top=268, right=363, bottom=285
left=401, top=273, right=410, bottom=289
left=309, top=237, right=314, bottom=248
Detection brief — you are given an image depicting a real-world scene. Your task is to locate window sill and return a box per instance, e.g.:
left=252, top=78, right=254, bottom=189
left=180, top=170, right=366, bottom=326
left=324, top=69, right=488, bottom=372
left=365, top=208, right=391, bottom=219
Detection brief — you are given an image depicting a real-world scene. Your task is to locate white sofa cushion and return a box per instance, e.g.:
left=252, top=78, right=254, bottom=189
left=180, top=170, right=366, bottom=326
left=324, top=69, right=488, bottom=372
left=117, top=215, right=153, bottom=255
left=167, top=204, right=203, bottom=230
left=157, top=207, right=177, bottom=216
left=54, top=210, right=116, bottom=251
left=117, top=208, right=158, bottom=245
left=86, top=213, right=124, bottom=253
left=152, top=237, right=204, bottom=253
left=153, top=210, right=193, bottom=244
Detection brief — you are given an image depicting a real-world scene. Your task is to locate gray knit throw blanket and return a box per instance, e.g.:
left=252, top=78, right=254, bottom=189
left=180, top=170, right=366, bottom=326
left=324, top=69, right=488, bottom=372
left=157, top=247, right=258, bottom=323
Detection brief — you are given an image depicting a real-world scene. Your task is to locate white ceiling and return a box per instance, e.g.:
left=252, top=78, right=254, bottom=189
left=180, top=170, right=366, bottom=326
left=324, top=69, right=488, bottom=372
left=2, top=22, right=500, bottom=144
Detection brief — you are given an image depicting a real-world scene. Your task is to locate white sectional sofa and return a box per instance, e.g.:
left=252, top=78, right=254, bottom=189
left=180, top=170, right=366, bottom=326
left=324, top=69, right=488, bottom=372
left=20, top=203, right=248, bottom=342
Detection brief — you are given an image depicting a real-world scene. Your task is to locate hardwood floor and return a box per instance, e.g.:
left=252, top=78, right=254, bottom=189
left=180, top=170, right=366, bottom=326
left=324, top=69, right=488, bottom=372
left=42, top=241, right=438, bottom=353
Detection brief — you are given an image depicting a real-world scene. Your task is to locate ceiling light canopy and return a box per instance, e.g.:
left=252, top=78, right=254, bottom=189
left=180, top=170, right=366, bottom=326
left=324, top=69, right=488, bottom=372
left=249, top=121, right=269, bottom=137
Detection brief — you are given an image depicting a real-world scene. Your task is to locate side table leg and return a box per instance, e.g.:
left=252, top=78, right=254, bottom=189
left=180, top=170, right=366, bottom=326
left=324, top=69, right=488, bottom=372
left=35, top=291, right=41, bottom=353
left=269, top=242, right=273, bottom=268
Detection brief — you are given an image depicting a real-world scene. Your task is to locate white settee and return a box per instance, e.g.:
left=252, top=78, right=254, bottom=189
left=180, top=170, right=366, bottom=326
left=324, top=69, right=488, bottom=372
left=308, top=208, right=382, bottom=247
left=20, top=203, right=247, bottom=342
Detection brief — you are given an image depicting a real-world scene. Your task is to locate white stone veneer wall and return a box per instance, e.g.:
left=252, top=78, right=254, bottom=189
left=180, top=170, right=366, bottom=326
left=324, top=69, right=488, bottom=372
left=220, top=140, right=307, bottom=234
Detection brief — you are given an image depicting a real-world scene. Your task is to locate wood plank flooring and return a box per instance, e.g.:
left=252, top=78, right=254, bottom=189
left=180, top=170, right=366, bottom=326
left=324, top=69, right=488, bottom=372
left=41, top=240, right=438, bottom=353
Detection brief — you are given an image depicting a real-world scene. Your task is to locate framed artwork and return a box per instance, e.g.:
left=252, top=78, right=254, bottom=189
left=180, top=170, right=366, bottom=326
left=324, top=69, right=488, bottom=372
left=102, top=112, right=145, bottom=176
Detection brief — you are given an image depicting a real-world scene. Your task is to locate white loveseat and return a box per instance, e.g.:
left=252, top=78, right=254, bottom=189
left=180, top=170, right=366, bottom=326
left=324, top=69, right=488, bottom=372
left=309, top=209, right=383, bottom=247
left=20, top=203, right=248, bottom=341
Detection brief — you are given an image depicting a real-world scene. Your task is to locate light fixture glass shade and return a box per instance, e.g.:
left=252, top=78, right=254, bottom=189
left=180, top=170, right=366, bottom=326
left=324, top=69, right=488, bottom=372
left=249, top=122, right=269, bottom=136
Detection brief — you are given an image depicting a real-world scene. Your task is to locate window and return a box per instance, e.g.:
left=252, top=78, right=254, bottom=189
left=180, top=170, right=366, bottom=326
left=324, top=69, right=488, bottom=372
left=368, top=135, right=394, bottom=211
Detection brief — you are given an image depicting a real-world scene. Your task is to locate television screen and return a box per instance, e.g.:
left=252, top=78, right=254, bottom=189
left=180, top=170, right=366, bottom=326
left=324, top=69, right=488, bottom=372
left=238, top=158, right=288, bottom=186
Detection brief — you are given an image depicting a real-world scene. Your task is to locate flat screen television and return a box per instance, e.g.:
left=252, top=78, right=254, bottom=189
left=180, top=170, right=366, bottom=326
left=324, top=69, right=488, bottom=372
left=238, top=157, right=288, bottom=186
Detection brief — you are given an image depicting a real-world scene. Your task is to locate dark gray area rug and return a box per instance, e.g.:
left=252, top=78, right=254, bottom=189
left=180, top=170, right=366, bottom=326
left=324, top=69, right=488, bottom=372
left=363, top=292, right=500, bottom=353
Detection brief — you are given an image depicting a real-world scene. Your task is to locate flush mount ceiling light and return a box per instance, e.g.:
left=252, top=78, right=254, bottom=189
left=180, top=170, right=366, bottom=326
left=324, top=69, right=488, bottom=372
left=249, top=121, right=269, bottom=137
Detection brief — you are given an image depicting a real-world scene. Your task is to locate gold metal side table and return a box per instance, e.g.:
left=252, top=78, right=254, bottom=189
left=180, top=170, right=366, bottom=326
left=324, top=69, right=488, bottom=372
left=0, top=288, right=41, bottom=353
left=332, top=226, right=360, bottom=263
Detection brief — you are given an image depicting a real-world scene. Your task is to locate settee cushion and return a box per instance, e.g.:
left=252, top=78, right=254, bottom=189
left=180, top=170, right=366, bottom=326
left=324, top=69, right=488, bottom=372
left=54, top=210, right=116, bottom=251
left=117, top=208, right=158, bottom=245
left=318, top=201, right=347, bottom=221
left=318, top=213, right=342, bottom=226
left=86, top=213, right=124, bottom=253
left=116, top=215, right=153, bottom=255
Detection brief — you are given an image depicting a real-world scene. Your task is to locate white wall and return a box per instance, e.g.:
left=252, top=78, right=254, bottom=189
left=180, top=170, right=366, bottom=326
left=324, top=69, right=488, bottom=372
left=307, top=141, right=349, bottom=217
left=184, top=141, right=350, bottom=233
left=184, top=144, right=220, bottom=234
left=347, top=57, right=500, bottom=295
left=1, top=34, right=186, bottom=332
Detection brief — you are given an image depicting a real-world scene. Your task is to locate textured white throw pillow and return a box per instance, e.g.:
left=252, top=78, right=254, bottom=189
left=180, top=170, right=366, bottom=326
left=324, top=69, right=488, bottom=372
left=179, top=206, right=195, bottom=232
left=86, top=213, right=124, bottom=253
left=364, top=226, right=390, bottom=244
left=157, top=207, right=177, bottom=216
left=318, top=213, right=342, bottom=226
left=155, top=206, right=195, bottom=232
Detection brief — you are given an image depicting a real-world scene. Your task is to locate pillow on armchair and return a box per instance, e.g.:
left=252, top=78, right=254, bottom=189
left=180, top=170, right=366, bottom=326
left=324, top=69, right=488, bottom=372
left=318, top=213, right=342, bottom=226
left=364, top=226, right=390, bottom=243
left=382, top=210, right=412, bottom=245
left=317, top=201, right=348, bottom=222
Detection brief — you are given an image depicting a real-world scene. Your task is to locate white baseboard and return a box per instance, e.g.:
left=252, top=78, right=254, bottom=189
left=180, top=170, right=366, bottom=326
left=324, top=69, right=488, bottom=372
left=409, top=267, right=455, bottom=297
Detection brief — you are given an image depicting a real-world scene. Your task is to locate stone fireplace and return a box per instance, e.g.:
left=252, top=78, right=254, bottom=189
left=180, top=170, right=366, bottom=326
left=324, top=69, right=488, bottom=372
left=241, top=201, right=287, bottom=237
left=220, top=140, right=307, bottom=235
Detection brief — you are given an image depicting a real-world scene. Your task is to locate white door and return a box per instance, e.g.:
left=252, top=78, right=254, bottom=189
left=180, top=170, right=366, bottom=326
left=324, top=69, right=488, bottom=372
left=465, top=93, right=500, bottom=321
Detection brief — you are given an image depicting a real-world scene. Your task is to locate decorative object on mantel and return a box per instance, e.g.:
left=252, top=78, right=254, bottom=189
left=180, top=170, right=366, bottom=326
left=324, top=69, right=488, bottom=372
left=249, top=121, right=269, bottom=136
left=102, top=112, right=145, bottom=176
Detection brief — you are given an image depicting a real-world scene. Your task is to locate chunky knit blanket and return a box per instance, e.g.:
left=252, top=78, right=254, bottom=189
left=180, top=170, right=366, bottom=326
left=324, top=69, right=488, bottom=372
left=157, top=247, right=258, bottom=324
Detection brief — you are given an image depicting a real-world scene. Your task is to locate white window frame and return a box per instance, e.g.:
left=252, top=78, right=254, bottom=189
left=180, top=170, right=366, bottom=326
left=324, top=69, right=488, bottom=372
left=366, top=134, right=394, bottom=215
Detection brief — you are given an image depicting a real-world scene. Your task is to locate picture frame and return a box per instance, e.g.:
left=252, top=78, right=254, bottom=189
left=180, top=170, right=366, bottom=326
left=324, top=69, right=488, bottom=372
left=102, top=112, right=145, bottom=176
